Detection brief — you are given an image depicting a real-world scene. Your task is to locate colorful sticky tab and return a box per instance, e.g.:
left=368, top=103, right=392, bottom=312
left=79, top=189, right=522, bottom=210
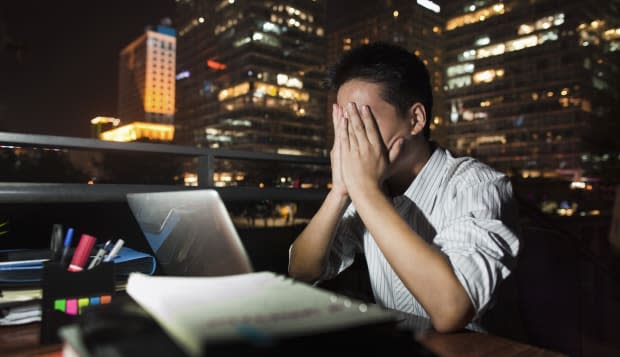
left=66, top=299, right=78, bottom=315
left=53, top=299, right=66, bottom=312
left=78, top=298, right=89, bottom=314
left=100, top=295, right=112, bottom=304
left=52, top=294, right=113, bottom=315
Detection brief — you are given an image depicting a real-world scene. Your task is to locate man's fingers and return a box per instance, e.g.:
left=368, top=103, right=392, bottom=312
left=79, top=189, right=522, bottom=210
left=360, top=105, right=382, bottom=147
left=346, top=102, right=366, bottom=149
left=340, top=115, right=351, bottom=150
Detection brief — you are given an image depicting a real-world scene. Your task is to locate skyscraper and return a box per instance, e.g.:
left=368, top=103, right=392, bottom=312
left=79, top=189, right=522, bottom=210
left=174, top=0, right=327, bottom=157
left=118, top=24, right=177, bottom=125
left=442, top=0, right=620, bottom=179
left=327, top=0, right=445, bottom=141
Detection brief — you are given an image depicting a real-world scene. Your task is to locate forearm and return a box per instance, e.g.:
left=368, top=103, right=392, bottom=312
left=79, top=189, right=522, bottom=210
left=288, top=190, right=350, bottom=282
left=351, top=187, right=474, bottom=332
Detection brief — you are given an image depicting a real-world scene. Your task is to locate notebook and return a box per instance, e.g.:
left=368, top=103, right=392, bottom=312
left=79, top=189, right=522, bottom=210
left=126, top=189, right=253, bottom=276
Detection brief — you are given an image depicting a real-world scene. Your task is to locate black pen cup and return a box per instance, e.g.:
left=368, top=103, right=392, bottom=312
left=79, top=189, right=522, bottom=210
left=40, top=261, right=115, bottom=345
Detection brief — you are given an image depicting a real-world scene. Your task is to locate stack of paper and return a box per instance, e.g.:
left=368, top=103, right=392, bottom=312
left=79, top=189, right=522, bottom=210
left=0, top=287, right=41, bottom=326
left=127, top=272, right=395, bottom=357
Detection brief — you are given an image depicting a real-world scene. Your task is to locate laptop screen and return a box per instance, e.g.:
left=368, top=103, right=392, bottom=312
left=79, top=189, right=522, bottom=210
left=126, top=189, right=253, bottom=276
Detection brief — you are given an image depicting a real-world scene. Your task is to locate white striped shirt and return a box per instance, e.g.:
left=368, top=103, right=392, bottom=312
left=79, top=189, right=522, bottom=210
left=322, top=145, right=520, bottom=321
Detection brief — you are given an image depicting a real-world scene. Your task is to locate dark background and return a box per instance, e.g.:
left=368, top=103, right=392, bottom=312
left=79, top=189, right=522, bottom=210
left=0, top=0, right=175, bottom=137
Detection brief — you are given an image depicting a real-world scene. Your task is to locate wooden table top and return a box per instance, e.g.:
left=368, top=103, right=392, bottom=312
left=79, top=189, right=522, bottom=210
left=0, top=321, right=565, bottom=357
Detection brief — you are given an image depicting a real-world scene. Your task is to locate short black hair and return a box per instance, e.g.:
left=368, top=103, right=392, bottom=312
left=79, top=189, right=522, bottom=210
left=327, top=42, right=433, bottom=139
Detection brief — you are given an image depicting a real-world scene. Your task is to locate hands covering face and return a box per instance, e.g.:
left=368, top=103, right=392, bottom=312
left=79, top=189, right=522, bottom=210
left=331, top=102, right=404, bottom=199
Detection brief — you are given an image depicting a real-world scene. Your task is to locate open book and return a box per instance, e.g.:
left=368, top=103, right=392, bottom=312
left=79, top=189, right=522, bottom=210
left=126, top=272, right=395, bottom=356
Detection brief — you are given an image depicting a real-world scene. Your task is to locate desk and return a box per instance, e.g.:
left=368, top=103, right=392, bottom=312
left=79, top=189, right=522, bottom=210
left=0, top=321, right=565, bottom=357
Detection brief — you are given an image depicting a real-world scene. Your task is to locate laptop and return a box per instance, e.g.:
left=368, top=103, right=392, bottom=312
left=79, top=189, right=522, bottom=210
left=126, top=189, right=253, bottom=276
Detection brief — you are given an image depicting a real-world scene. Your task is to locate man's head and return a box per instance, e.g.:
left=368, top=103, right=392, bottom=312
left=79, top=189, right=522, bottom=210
left=327, top=42, right=433, bottom=140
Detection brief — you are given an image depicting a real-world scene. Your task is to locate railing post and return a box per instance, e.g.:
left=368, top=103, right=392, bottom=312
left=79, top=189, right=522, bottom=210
left=197, top=154, right=213, bottom=188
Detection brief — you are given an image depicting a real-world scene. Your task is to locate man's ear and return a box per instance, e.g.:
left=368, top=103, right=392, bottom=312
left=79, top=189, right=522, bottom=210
left=408, top=103, right=427, bottom=136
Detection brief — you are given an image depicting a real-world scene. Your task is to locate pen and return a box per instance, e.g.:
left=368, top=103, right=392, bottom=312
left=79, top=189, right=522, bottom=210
left=50, top=224, right=64, bottom=262
left=68, top=234, right=97, bottom=272
left=87, top=240, right=112, bottom=270
left=103, top=239, right=124, bottom=262
left=60, top=228, right=75, bottom=265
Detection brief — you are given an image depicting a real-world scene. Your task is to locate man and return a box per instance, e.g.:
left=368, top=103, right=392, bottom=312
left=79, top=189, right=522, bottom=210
left=288, top=43, right=520, bottom=333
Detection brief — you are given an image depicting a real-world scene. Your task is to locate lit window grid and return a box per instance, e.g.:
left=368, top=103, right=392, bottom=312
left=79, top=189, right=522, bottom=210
left=145, top=32, right=176, bottom=115
left=218, top=81, right=310, bottom=103
left=446, top=2, right=507, bottom=31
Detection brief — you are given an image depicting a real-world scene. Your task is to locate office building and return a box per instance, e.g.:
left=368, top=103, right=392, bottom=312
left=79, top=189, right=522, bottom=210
left=442, top=0, right=620, bottom=179
left=118, top=25, right=177, bottom=125
left=174, top=0, right=328, bottom=158
left=326, top=0, right=445, bottom=141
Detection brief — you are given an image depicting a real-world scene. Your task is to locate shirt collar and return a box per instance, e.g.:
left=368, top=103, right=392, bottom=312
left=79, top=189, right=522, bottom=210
left=400, top=143, right=448, bottom=213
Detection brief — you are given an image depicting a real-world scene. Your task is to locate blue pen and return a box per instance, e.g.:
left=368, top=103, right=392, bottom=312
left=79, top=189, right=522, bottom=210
left=60, top=228, right=75, bottom=265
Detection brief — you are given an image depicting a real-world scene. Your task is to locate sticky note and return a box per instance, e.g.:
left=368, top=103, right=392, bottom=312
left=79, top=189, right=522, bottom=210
left=90, top=296, right=100, bottom=305
left=54, top=299, right=66, bottom=312
left=100, top=295, right=112, bottom=304
left=78, top=297, right=90, bottom=314
left=66, top=299, right=78, bottom=315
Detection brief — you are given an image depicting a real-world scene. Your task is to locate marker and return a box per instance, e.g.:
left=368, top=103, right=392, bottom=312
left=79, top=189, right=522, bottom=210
left=60, top=228, right=75, bottom=265
left=103, top=239, right=124, bottom=262
left=68, top=234, right=96, bottom=272
left=50, top=224, right=64, bottom=262
left=87, top=240, right=112, bottom=270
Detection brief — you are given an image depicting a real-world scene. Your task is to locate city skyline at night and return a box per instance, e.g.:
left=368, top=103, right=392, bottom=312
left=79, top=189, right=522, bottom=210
left=1, top=0, right=620, bottom=182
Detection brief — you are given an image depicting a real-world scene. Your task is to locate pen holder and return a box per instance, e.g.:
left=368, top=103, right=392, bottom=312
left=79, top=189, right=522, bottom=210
left=40, top=261, right=116, bottom=345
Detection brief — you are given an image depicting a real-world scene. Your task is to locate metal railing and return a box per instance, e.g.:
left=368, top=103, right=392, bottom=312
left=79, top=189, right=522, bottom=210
left=0, top=131, right=330, bottom=203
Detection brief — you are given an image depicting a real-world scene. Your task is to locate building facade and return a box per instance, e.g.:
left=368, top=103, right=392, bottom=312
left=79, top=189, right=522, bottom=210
left=326, top=0, right=446, bottom=143
left=174, top=0, right=327, bottom=158
left=118, top=25, right=177, bottom=125
left=442, top=0, right=620, bottom=179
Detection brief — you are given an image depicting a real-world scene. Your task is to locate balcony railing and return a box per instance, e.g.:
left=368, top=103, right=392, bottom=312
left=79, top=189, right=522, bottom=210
left=0, top=131, right=330, bottom=203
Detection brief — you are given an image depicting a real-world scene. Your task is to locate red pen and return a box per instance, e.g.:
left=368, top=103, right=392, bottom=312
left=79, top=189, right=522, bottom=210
left=68, top=234, right=97, bottom=272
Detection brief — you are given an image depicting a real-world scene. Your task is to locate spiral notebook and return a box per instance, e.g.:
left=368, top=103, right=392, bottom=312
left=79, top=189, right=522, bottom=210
left=126, top=272, right=396, bottom=357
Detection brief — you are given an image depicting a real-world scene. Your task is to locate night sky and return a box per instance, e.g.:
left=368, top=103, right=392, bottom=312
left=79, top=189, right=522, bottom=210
left=0, top=0, right=175, bottom=138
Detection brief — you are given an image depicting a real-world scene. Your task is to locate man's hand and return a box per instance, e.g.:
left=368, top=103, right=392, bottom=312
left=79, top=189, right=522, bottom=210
left=329, top=104, right=348, bottom=198
left=340, top=102, right=403, bottom=198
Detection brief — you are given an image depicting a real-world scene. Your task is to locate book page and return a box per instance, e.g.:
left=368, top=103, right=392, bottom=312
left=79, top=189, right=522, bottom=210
left=126, top=272, right=395, bottom=356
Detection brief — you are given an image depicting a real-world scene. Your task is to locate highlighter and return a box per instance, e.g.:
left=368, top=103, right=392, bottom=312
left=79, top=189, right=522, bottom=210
left=68, top=234, right=96, bottom=272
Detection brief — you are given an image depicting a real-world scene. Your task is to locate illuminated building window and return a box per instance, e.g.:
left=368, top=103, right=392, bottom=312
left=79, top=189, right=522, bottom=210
left=447, top=63, right=475, bottom=77
left=506, top=35, right=537, bottom=52
left=475, top=36, right=490, bottom=46
left=446, top=3, right=507, bottom=31
left=472, top=68, right=504, bottom=84
left=447, top=75, right=472, bottom=89
left=251, top=32, right=281, bottom=47
left=262, top=21, right=281, bottom=34
left=457, top=49, right=476, bottom=62
left=234, top=36, right=251, bottom=47
left=218, top=82, right=250, bottom=101
left=538, top=30, right=559, bottom=44
left=518, top=24, right=534, bottom=35
left=603, top=28, right=620, bottom=41
left=276, top=73, right=304, bottom=89
left=476, top=43, right=505, bottom=59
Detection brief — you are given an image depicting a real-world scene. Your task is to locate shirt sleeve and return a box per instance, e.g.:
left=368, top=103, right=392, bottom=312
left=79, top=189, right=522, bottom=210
left=433, top=176, right=520, bottom=319
left=319, top=203, right=364, bottom=281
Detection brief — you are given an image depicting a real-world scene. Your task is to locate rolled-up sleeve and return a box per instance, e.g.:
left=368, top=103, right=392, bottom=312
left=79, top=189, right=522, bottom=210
left=433, top=177, right=520, bottom=318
